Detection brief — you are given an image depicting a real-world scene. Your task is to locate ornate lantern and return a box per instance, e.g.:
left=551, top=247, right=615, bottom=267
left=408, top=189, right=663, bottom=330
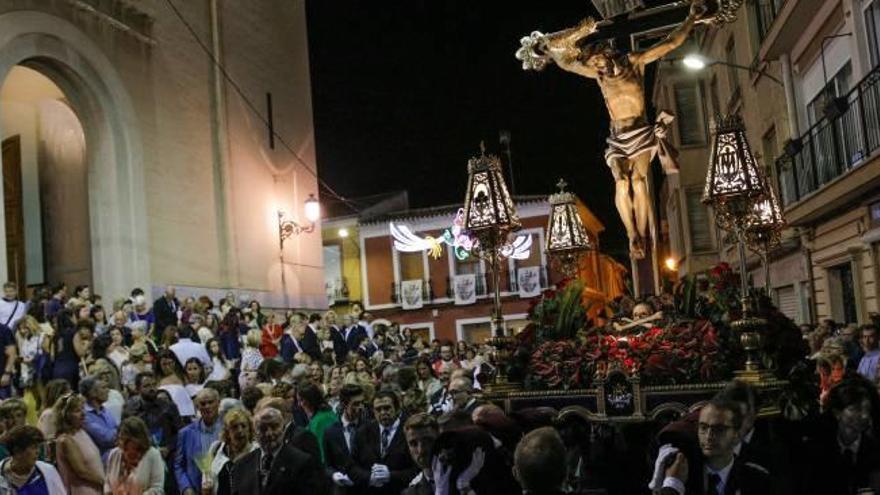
left=462, top=144, right=521, bottom=236
left=702, top=115, right=767, bottom=231
left=702, top=114, right=772, bottom=382
left=546, top=179, right=593, bottom=277
left=746, top=171, right=786, bottom=293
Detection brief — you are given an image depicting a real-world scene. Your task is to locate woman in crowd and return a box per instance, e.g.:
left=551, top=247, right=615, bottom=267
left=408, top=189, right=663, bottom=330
left=66, top=286, right=91, bottom=310
left=206, top=338, right=232, bottom=383
left=104, top=416, right=164, bottom=494
left=184, top=357, right=206, bottom=397
left=130, top=326, right=158, bottom=362
left=238, top=329, right=263, bottom=392
left=0, top=425, right=65, bottom=494
left=54, top=393, right=103, bottom=494
left=47, top=309, right=81, bottom=391
left=155, top=349, right=194, bottom=418
left=416, top=357, right=443, bottom=401
left=120, top=344, right=149, bottom=395
left=400, top=326, right=415, bottom=347
left=90, top=306, right=108, bottom=336
left=37, top=379, right=70, bottom=440
left=88, top=334, right=122, bottom=392
left=217, top=310, right=242, bottom=367
left=159, top=326, right=179, bottom=350
left=308, top=362, right=325, bottom=391
left=209, top=408, right=256, bottom=495
left=259, top=312, right=283, bottom=359
left=88, top=360, right=125, bottom=422
left=106, top=326, right=130, bottom=369
left=15, top=316, right=44, bottom=415
left=297, top=381, right=337, bottom=464
left=191, top=314, right=213, bottom=345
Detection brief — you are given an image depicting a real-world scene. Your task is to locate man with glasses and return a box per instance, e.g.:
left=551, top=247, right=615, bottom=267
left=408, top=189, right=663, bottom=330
left=448, top=376, right=484, bottom=415
left=659, top=398, right=769, bottom=495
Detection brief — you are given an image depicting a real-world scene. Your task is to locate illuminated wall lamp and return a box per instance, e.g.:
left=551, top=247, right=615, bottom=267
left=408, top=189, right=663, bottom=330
left=278, top=194, right=320, bottom=251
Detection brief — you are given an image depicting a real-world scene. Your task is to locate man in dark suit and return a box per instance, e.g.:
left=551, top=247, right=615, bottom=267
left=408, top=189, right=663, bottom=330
left=328, top=319, right=348, bottom=364
left=231, top=407, right=324, bottom=495
left=258, top=396, right=322, bottom=462
left=513, top=427, right=569, bottom=495
left=448, top=376, right=485, bottom=416
left=325, top=384, right=366, bottom=494
left=299, top=313, right=322, bottom=362
left=351, top=390, right=418, bottom=494
left=657, top=398, right=770, bottom=495
left=152, top=285, right=180, bottom=334
left=341, top=314, right=367, bottom=354
left=401, top=413, right=439, bottom=495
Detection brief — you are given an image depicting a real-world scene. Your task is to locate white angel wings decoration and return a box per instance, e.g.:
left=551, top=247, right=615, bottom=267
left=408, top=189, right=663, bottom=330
left=390, top=209, right=532, bottom=261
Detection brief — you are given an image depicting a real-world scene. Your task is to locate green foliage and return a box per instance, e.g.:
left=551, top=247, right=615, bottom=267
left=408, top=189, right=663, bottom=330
left=529, top=279, right=588, bottom=342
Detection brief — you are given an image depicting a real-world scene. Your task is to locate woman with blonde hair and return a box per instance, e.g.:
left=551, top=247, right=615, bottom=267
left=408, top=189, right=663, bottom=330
left=54, top=393, right=103, bottom=494
left=238, top=329, right=263, bottom=391
left=207, top=408, right=257, bottom=495
left=15, top=316, right=44, bottom=423
left=104, top=416, right=164, bottom=494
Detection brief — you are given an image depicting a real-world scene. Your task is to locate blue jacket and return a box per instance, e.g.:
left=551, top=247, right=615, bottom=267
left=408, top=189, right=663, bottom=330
left=174, top=419, right=220, bottom=493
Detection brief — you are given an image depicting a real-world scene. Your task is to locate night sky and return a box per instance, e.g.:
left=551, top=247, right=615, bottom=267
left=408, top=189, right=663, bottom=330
left=306, top=1, right=650, bottom=260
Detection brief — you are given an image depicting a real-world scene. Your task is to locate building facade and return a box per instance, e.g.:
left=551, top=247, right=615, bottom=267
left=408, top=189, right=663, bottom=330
left=0, top=1, right=323, bottom=307
left=655, top=0, right=880, bottom=326
left=322, top=196, right=627, bottom=343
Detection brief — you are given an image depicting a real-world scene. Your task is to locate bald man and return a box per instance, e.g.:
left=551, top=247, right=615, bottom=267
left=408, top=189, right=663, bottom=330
left=231, top=408, right=325, bottom=495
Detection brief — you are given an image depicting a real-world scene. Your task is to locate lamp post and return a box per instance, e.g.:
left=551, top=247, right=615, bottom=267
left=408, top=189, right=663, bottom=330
left=462, top=143, right=522, bottom=391
left=702, top=115, right=771, bottom=381
left=545, top=179, right=593, bottom=277
left=681, top=53, right=784, bottom=86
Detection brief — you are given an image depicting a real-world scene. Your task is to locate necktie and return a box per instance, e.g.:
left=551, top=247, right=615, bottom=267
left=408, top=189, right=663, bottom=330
left=706, top=472, right=721, bottom=495
left=261, top=452, right=274, bottom=487
left=381, top=428, right=391, bottom=457
left=345, top=424, right=356, bottom=452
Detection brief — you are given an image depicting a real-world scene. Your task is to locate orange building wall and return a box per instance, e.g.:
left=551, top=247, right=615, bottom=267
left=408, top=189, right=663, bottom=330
left=364, top=237, right=393, bottom=305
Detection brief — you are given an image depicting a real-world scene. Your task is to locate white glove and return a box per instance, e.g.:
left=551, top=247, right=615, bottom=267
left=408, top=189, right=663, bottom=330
left=648, top=444, right=680, bottom=491
left=332, top=472, right=353, bottom=487
left=432, top=456, right=452, bottom=495
left=370, top=464, right=390, bottom=486
left=456, top=447, right=486, bottom=491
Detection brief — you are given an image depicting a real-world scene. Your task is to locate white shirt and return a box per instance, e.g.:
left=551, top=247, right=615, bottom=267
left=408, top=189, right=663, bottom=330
left=705, top=459, right=734, bottom=495
left=359, top=320, right=374, bottom=339
left=0, top=298, right=25, bottom=329
left=379, top=417, right=401, bottom=454
left=341, top=416, right=358, bottom=453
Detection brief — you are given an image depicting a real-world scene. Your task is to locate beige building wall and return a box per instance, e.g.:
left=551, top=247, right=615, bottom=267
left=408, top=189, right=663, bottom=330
left=0, top=1, right=324, bottom=308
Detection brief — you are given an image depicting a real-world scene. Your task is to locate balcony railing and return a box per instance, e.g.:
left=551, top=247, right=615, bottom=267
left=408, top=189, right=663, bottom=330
left=325, top=278, right=349, bottom=304
left=777, top=64, right=880, bottom=206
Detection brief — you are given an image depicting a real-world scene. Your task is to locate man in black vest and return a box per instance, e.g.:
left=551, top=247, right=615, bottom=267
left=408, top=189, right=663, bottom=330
left=152, top=285, right=180, bottom=335
left=231, top=407, right=324, bottom=495
left=350, top=390, right=418, bottom=494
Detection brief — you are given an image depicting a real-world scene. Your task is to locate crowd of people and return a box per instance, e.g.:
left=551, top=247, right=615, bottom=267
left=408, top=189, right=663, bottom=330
left=0, top=281, right=875, bottom=494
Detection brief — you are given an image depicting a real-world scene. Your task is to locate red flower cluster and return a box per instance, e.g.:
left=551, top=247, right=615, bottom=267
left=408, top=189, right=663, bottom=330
left=528, top=320, right=729, bottom=389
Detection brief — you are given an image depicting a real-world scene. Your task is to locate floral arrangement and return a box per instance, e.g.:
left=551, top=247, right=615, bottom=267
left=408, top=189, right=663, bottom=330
left=521, top=262, right=806, bottom=390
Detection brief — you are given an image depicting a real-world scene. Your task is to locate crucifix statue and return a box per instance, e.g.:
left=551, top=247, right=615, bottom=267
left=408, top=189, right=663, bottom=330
left=517, top=0, right=706, bottom=260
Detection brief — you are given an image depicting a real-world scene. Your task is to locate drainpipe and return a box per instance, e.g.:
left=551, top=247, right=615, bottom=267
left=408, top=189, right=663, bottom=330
left=780, top=54, right=799, bottom=139
left=800, top=228, right=817, bottom=325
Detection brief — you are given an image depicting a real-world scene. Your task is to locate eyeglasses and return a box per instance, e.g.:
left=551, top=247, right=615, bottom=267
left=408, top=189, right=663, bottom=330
left=697, top=422, right=735, bottom=436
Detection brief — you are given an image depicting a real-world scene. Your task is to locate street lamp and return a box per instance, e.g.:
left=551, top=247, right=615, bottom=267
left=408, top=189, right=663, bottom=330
left=682, top=53, right=783, bottom=86
left=702, top=115, right=772, bottom=381
left=545, top=178, right=592, bottom=277
left=278, top=193, right=320, bottom=251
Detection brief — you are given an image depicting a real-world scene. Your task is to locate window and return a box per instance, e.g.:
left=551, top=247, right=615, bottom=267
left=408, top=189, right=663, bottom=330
left=806, top=62, right=852, bottom=127
left=828, top=263, right=858, bottom=324
left=673, top=82, right=706, bottom=145
left=710, top=76, right=721, bottom=117
left=774, top=285, right=798, bottom=322
left=402, top=324, right=433, bottom=343
left=511, top=231, right=545, bottom=292
left=871, top=201, right=880, bottom=227
left=459, top=320, right=493, bottom=344
left=398, top=251, right=424, bottom=282
left=686, top=189, right=713, bottom=252
left=452, top=255, right=486, bottom=296
left=866, top=2, right=880, bottom=68
left=323, top=244, right=344, bottom=302
left=725, top=39, right=739, bottom=98
left=761, top=126, right=777, bottom=172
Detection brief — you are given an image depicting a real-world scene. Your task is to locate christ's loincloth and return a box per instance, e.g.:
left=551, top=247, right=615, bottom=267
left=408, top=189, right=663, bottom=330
left=604, top=111, right=679, bottom=180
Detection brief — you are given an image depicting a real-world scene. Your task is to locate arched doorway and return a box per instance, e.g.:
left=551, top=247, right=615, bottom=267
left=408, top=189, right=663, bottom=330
left=0, top=65, right=91, bottom=294
left=0, top=11, right=151, bottom=298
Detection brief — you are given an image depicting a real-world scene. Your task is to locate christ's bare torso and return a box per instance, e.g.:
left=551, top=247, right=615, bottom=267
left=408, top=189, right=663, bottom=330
left=597, top=58, right=646, bottom=131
